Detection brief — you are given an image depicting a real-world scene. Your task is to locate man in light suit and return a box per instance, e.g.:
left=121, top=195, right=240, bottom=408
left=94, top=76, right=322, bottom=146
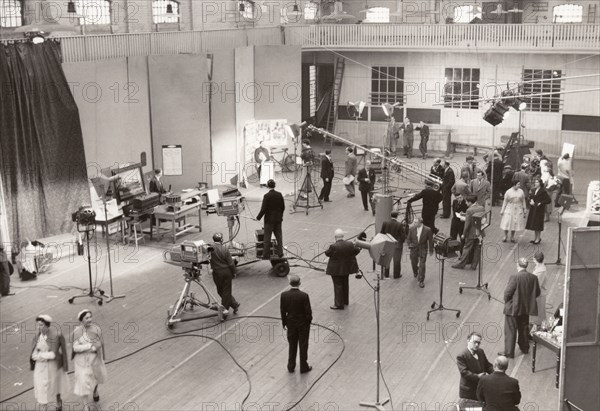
left=469, top=170, right=491, bottom=208
left=500, top=258, right=540, bottom=358
left=456, top=332, right=493, bottom=401
left=280, top=274, right=313, bottom=374
left=452, top=195, right=485, bottom=270
left=325, top=228, right=361, bottom=309
left=476, top=356, right=521, bottom=410
left=513, top=163, right=531, bottom=205
left=256, top=179, right=285, bottom=259
left=344, top=147, right=357, bottom=197
left=380, top=211, right=406, bottom=279
left=406, top=217, right=434, bottom=288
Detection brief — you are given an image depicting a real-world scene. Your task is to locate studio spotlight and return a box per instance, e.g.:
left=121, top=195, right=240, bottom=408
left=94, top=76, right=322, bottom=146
left=349, top=100, right=366, bottom=117
left=26, top=31, right=47, bottom=44
left=483, top=101, right=509, bottom=126
left=381, top=102, right=400, bottom=117
left=502, top=90, right=527, bottom=111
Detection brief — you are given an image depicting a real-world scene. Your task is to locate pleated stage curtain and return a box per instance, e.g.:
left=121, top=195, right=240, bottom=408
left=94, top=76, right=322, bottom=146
left=0, top=41, right=89, bottom=244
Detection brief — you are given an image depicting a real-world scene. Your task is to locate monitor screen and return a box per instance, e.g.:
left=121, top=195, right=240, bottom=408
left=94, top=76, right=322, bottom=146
left=111, top=164, right=146, bottom=203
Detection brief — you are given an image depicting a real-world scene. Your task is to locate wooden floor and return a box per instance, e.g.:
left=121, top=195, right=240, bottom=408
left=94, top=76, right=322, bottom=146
left=2, top=147, right=595, bottom=411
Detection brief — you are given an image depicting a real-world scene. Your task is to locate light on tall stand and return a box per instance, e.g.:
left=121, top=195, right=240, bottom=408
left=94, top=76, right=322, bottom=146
left=381, top=102, right=400, bottom=194
left=354, top=233, right=398, bottom=410
left=348, top=101, right=366, bottom=166
left=91, top=175, right=126, bottom=303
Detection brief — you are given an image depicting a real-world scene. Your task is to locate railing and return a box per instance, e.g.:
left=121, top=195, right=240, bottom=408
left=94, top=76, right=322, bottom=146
left=58, top=24, right=600, bottom=62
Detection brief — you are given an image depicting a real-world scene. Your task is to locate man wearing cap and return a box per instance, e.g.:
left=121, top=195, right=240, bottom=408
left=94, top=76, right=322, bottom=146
left=380, top=211, right=406, bottom=279
left=254, top=141, right=270, bottom=187
left=210, top=233, right=240, bottom=315
left=500, top=258, right=540, bottom=358
left=325, top=229, right=361, bottom=309
left=452, top=195, right=484, bottom=270
left=319, top=149, right=334, bottom=203
left=280, top=274, right=313, bottom=374
left=256, top=179, right=285, bottom=259
left=406, top=217, right=434, bottom=288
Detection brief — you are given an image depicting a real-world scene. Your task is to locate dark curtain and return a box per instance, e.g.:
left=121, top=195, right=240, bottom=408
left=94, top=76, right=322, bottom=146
left=0, top=41, right=89, bottom=244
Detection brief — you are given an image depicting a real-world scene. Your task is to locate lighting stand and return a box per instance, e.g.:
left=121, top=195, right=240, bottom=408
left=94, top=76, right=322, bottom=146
left=292, top=134, right=299, bottom=205
left=547, top=207, right=565, bottom=266
left=68, top=223, right=106, bottom=306
left=427, top=255, right=461, bottom=320
left=100, top=188, right=125, bottom=303
left=458, top=238, right=491, bottom=300
left=292, top=164, right=323, bottom=215
left=359, top=265, right=389, bottom=411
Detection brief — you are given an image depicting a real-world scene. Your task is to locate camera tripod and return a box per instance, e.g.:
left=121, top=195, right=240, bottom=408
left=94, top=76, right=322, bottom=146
left=427, top=254, right=461, bottom=320
left=166, top=264, right=226, bottom=329
left=458, top=238, right=491, bottom=300
left=292, top=164, right=322, bottom=215
left=68, top=224, right=106, bottom=306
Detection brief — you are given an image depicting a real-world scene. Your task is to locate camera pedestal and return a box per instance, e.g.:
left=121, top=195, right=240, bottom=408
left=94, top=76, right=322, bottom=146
left=458, top=238, right=491, bottom=300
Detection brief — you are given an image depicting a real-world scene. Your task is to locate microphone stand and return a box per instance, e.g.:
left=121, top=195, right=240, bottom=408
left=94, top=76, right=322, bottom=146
left=427, top=253, right=461, bottom=320
left=459, top=237, right=491, bottom=300
left=100, top=184, right=125, bottom=303
left=547, top=207, right=565, bottom=266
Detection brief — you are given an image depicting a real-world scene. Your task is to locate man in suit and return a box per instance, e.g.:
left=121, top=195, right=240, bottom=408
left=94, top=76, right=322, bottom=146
left=461, top=155, right=482, bottom=182
left=406, top=181, right=443, bottom=234
left=209, top=232, right=240, bottom=315
left=452, top=195, right=484, bottom=270
left=256, top=179, right=285, bottom=259
left=399, top=117, right=414, bottom=158
left=501, top=258, right=541, bottom=358
left=357, top=161, right=376, bottom=213
left=441, top=160, right=455, bottom=218
left=457, top=332, right=493, bottom=401
left=415, top=120, right=429, bottom=159
left=318, top=149, right=334, bottom=202
left=406, top=217, right=434, bottom=288
left=344, top=147, right=357, bottom=197
left=325, top=228, right=361, bottom=309
left=450, top=193, right=468, bottom=243
left=254, top=140, right=270, bottom=186
left=280, top=274, right=313, bottom=374
left=476, top=356, right=521, bottom=410
left=469, top=170, right=492, bottom=208
left=149, top=168, right=167, bottom=195
left=430, top=158, right=444, bottom=181
left=513, top=163, right=531, bottom=205
left=380, top=211, right=406, bottom=279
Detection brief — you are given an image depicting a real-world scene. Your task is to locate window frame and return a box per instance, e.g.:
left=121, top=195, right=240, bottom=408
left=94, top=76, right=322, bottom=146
left=553, top=4, right=583, bottom=23
left=152, top=0, right=180, bottom=24
left=522, top=69, right=563, bottom=113
left=364, top=7, right=390, bottom=23
left=370, top=66, right=404, bottom=107
left=0, top=0, right=23, bottom=28
left=444, top=67, right=480, bottom=109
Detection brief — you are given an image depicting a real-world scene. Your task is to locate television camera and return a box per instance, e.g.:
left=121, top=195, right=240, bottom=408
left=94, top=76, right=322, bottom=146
left=433, top=233, right=462, bottom=259
left=71, top=206, right=96, bottom=226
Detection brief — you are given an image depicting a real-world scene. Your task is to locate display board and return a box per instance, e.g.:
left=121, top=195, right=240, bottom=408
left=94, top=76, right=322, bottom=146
left=162, top=145, right=183, bottom=176
left=243, top=119, right=290, bottom=180
left=111, top=164, right=146, bottom=203
left=559, top=227, right=600, bottom=410
left=561, top=114, right=600, bottom=132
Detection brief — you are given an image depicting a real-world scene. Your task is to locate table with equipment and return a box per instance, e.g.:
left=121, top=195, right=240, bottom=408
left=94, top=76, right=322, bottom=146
left=532, top=332, right=561, bottom=388
left=152, top=189, right=204, bottom=243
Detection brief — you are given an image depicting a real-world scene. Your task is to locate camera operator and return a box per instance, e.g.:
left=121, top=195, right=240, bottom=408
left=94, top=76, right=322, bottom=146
left=209, top=233, right=240, bottom=315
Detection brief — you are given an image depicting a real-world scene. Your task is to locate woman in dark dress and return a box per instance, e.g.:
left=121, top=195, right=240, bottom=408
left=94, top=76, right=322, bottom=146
left=526, top=177, right=551, bottom=244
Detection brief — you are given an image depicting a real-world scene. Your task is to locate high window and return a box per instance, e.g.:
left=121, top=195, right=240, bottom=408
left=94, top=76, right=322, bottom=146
left=444, top=68, right=480, bottom=109
left=365, top=7, right=389, bottom=23
left=303, top=2, right=318, bottom=20
left=454, top=5, right=482, bottom=23
left=309, top=65, right=316, bottom=117
left=553, top=4, right=583, bottom=23
left=0, top=0, right=22, bottom=27
left=77, top=0, right=111, bottom=25
left=371, top=66, right=404, bottom=106
left=152, top=0, right=180, bottom=24
left=522, top=69, right=562, bottom=112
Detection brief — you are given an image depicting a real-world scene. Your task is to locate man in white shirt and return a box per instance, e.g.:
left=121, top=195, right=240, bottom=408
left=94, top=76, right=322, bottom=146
left=556, top=153, right=572, bottom=206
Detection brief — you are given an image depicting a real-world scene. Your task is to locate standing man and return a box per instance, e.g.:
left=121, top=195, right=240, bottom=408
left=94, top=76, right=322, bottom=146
left=344, top=147, right=357, bottom=198
left=500, top=258, right=540, bottom=358
left=406, top=217, right=434, bottom=288
left=210, top=233, right=240, bottom=315
left=325, top=229, right=360, bottom=309
left=456, top=332, right=494, bottom=402
left=319, top=149, right=334, bottom=203
left=149, top=168, right=167, bottom=195
left=452, top=195, right=485, bottom=270
left=450, top=193, right=468, bottom=244
left=476, top=356, right=521, bottom=410
left=256, top=179, right=285, bottom=259
left=280, top=274, right=313, bottom=374
left=357, top=161, right=376, bottom=213
left=380, top=211, right=406, bottom=279
left=254, top=140, right=270, bottom=186
left=461, top=155, right=481, bottom=181
left=406, top=180, right=443, bottom=234
left=555, top=153, right=572, bottom=206
left=470, top=170, right=492, bottom=209
left=512, top=163, right=531, bottom=205
left=430, top=158, right=445, bottom=180
left=441, top=160, right=455, bottom=218
left=400, top=117, right=414, bottom=158
left=386, top=115, right=399, bottom=155
left=415, top=120, right=429, bottom=159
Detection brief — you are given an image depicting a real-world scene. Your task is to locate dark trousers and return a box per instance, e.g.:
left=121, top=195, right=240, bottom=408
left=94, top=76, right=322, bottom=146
left=457, top=238, right=481, bottom=268
left=331, top=275, right=349, bottom=307
left=319, top=178, right=332, bottom=201
left=410, top=247, right=428, bottom=283
left=263, top=222, right=283, bottom=258
left=383, top=243, right=403, bottom=278
left=423, top=212, right=438, bottom=234
left=419, top=138, right=428, bottom=157
left=360, top=189, right=373, bottom=211
left=403, top=139, right=413, bottom=158
left=257, top=164, right=262, bottom=180
left=555, top=178, right=571, bottom=206
left=212, top=270, right=238, bottom=310
left=450, top=220, right=465, bottom=242
left=442, top=189, right=452, bottom=217
left=504, top=314, right=530, bottom=356
left=287, top=324, right=310, bottom=372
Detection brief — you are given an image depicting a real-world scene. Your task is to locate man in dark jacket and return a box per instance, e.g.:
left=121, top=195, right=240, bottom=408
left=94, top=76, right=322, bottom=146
left=280, top=274, right=312, bottom=373
left=406, top=217, right=434, bottom=288
left=476, top=356, right=521, bottom=410
left=256, top=179, right=285, bottom=259
left=357, top=161, right=376, bottom=213
left=210, top=233, right=240, bottom=315
left=500, top=258, right=540, bottom=358
left=319, top=149, right=334, bottom=202
left=457, top=332, right=493, bottom=401
left=380, top=211, right=406, bottom=279
left=415, top=120, right=429, bottom=159
left=325, top=228, right=361, bottom=309
left=452, top=195, right=485, bottom=270
left=406, top=181, right=443, bottom=234
left=441, top=160, right=455, bottom=218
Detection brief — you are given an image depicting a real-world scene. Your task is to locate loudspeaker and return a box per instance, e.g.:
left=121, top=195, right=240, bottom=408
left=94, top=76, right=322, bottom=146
left=374, top=194, right=393, bottom=233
